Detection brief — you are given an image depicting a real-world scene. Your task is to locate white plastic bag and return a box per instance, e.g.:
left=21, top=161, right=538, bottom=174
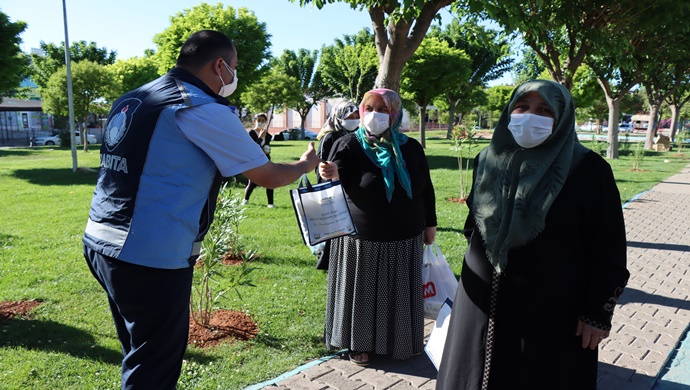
left=422, top=242, right=458, bottom=319
left=425, top=297, right=453, bottom=370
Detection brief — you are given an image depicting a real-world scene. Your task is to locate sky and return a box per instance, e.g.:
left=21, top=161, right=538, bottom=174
left=3, top=0, right=513, bottom=85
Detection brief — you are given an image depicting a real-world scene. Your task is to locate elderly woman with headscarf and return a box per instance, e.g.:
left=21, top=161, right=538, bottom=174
left=313, top=100, right=360, bottom=270
left=436, top=80, right=629, bottom=390
left=316, top=99, right=360, bottom=169
left=319, top=88, right=437, bottom=366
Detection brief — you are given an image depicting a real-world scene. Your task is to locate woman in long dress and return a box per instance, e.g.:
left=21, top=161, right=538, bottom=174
left=436, top=80, right=629, bottom=390
left=319, top=88, right=437, bottom=365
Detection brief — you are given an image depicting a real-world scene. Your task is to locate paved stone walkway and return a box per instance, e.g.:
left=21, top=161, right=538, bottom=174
left=598, top=165, right=690, bottom=390
left=252, top=165, right=690, bottom=390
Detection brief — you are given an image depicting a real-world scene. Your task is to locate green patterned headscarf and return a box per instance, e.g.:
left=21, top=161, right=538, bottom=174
left=355, top=88, right=412, bottom=202
left=471, top=80, right=589, bottom=273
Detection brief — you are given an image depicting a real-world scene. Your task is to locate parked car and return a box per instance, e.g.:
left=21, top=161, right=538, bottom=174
left=619, top=123, right=634, bottom=133
left=33, top=131, right=97, bottom=146
left=602, top=123, right=633, bottom=133
left=278, top=128, right=319, bottom=140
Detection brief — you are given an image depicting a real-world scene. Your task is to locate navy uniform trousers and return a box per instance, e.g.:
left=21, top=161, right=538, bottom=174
left=84, top=246, right=193, bottom=390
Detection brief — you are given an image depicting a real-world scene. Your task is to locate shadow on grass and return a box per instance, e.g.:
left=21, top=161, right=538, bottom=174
left=0, top=317, right=122, bottom=364
left=11, top=168, right=98, bottom=186
left=0, top=148, right=45, bottom=157
left=0, top=232, right=15, bottom=246
left=0, top=316, right=215, bottom=365
left=426, top=154, right=463, bottom=170
left=437, top=226, right=465, bottom=234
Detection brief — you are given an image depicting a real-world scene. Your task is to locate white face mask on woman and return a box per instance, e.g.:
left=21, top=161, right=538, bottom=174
left=507, top=113, right=554, bottom=148
left=340, top=119, right=360, bottom=131
left=363, top=111, right=390, bottom=136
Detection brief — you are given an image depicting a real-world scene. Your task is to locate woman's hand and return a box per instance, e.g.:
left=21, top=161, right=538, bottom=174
left=319, top=161, right=339, bottom=180
left=423, top=226, right=436, bottom=245
left=576, top=320, right=609, bottom=350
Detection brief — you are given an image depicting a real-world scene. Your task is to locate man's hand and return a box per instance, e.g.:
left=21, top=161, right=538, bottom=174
left=299, top=142, right=320, bottom=173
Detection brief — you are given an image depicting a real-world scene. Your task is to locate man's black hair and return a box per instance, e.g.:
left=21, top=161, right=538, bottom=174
left=176, top=30, right=236, bottom=71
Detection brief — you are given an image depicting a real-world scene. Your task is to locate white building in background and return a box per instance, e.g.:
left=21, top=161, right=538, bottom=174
left=266, top=98, right=413, bottom=133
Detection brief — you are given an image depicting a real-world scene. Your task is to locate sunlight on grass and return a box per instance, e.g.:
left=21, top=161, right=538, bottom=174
left=1, top=136, right=688, bottom=388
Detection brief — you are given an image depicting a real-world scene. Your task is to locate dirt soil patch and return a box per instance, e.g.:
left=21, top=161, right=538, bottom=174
left=0, top=300, right=42, bottom=323
left=188, top=309, right=258, bottom=348
left=1, top=299, right=256, bottom=349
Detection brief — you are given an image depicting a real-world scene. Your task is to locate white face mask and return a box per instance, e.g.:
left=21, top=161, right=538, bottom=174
left=340, top=119, right=360, bottom=131
left=363, top=111, right=390, bottom=136
left=507, top=113, right=554, bottom=148
left=256, top=122, right=266, bottom=129
left=218, top=61, right=238, bottom=97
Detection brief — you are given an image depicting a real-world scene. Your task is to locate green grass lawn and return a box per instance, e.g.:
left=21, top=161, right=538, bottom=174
left=1, top=132, right=688, bottom=389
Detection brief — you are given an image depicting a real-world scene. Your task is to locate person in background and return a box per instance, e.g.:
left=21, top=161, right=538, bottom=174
left=313, top=99, right=360, bottom=270
left=319, top=88, right=437, bottom=366
left=436, top=80, right=629, bottom=390
left=243, top=113, right=275, bottom=208
left=82, top=30, right=319, bottom=389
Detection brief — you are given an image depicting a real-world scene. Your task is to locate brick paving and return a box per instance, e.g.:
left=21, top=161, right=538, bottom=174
left=253, top=165, right=690, bottom=390
left=597, top=164, right=690, bottom=389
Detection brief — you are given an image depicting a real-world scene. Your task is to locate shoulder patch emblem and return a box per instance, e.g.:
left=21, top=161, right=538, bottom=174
left=105, top=98, right=142, bottom=151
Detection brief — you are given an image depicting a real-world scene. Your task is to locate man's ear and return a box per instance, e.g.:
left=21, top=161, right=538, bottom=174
left=211, top=58, right=223, bottom=77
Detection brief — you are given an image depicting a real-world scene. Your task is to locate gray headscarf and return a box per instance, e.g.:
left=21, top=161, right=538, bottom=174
left=317, top=100, right=358, bottom=140
left=470, top=79, right=589, bottom=273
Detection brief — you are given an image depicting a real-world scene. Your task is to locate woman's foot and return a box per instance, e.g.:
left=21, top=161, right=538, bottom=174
left=349, top=351, right=369, bottom=366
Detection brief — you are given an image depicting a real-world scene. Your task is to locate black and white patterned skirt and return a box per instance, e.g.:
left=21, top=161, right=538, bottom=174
left=324, top=233, right=425, bottom=360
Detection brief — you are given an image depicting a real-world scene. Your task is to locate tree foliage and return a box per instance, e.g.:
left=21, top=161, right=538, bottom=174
left=482, top=85, right=514, bottom=128
left=317, top=28, right=378, bottom=102
left=30, top=40, right=117, bottom=90
left=242, top=71, right=303, bottom=127
left=108, top=55, right=160, bottom=99
left=513, top=46, right=546, bottom=85
left=635, top=0, right=690, bottom=149
left=400, top=37, right=471, bottom=147
left=429, top=17, right=513, bottom=137
left=294, top=0, right=458, bottom=91
left=0, top=11, right=30, bottom=98
left=41, top=61, right=116, bottom=151
left=273, top=49, right=330, bottom=135
left=152, top=3, right=271, bottom=107
left=665, top=65, right=690, bottom=141
left=468, top=0, right=641, bottom=89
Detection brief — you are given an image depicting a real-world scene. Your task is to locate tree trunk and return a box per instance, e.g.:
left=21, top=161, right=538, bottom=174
left=419, top=106, right=427, bottom=148
left=669, top=104, right=679, bottom=142
left=645, top=103, right=660, bottom=150
left=605, top=96, right=621, bottom=159
left=81, top=120, right=88, bottom=152
left=446, top=103, right=456, bottom=139
left=300, top=112, right=308, bottom=140
left=369, top=1, right=453, bottom=92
